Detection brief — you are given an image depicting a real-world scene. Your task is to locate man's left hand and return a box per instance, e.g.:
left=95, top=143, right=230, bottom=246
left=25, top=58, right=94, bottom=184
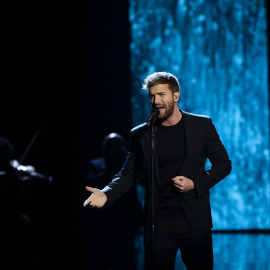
left=172, top=176, right=194, bottom=193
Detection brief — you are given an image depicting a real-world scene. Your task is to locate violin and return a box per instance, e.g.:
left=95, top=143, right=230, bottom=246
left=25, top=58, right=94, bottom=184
left=11, top=159, right=53, bottom=182
left=8, top=126, right=53, bottom=182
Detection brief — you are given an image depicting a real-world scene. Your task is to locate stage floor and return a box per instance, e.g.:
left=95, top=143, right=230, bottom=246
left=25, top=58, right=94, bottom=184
left=135, top=231, right=270, bottom=270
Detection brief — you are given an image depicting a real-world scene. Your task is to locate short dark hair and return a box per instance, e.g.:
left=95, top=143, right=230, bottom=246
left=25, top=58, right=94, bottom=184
left=142, top=72, right=180, bottom=93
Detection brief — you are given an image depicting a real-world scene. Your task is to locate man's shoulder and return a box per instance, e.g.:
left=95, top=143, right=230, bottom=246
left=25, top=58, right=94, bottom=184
left=181, top=110, right=211, bottom=121
left=130, top=122, right=148, bottom=133
left=129, top=123, right=149, bottom=144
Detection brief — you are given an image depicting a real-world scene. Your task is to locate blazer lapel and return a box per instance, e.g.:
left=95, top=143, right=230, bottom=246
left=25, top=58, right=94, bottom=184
left=177, top=109, right=193, bottom=174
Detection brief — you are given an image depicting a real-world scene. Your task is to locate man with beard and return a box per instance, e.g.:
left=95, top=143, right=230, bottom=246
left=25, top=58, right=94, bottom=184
left=83, top=72, right=231, bottom=270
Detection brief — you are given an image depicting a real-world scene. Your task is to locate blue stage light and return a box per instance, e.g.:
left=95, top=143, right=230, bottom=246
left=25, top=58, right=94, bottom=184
left=129, top=0, right=269, bottom=230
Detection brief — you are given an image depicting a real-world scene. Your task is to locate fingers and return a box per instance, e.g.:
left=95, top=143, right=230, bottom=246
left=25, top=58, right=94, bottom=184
left=83, top=196, right=101, bottom=208
left=173, top=181, right=182, bottom=188
left=172, top=176, right=194, bottom=193
left=83, top=198, right=99, bottom=207
left=172, top=177, right=183, bottom=187
left=172, top=176, right=185, bottom=192
left=85, top=186, right=96, bottom=192
left=173, top=182, right=185, bottom=192
left=83, top=186, right=95, bottom=207
left=83, top=186, right=107, bottom=208
left=83, top=197, right=92, bottom=207
left=172, top=176, right=185, bottom=181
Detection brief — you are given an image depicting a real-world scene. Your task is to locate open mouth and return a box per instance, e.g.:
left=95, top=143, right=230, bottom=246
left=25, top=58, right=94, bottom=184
left=156, top=106, right=165, bottom=113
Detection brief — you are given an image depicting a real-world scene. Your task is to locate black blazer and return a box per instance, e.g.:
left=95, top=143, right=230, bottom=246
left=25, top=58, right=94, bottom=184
left=103, top=110, right=232, bottom=240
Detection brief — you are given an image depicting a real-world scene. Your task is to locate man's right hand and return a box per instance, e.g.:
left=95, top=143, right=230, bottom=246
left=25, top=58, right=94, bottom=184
left=83, top=186, right=108, bottom=208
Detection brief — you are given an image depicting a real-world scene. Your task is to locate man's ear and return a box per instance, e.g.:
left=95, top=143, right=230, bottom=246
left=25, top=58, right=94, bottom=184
left=174, top=92, right=180, bottom=102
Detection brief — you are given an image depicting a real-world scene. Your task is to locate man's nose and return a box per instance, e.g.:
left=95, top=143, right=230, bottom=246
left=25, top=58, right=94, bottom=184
left=154, top=95, right=161, bottom=104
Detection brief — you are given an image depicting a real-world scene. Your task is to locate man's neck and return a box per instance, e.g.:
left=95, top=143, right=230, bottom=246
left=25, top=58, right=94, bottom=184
left=162, top=108, right=182, bottom=126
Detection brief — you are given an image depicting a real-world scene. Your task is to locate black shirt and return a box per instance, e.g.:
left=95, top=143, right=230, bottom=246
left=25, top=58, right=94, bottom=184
left=156, top=118, right=186, bottom=218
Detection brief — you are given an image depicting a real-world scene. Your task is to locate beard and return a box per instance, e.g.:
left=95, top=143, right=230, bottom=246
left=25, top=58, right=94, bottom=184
left=155, top=99, right=175, bottom=124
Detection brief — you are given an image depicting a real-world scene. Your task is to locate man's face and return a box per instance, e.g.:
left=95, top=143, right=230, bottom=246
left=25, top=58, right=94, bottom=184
left=149, top=83, right=179, bottom=122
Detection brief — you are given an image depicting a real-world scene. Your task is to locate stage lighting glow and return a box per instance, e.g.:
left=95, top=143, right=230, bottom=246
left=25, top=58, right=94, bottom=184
left=129, top=0, right=269, bottom=230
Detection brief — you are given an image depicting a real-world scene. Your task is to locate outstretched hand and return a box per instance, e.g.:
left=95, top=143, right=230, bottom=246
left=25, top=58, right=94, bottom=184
left=83, top=186, right=108, bottom=208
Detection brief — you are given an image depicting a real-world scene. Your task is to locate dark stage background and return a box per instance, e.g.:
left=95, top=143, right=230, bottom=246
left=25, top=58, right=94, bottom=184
left=1, top=1, right=270, bottom=269
left=1, top=1, right=131, bottom=269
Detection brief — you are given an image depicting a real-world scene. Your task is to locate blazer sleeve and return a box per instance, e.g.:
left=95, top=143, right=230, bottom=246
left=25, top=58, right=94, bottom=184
left=102, top=129, right=141, bottom=207
left=192, top=118, right=232, bottom=197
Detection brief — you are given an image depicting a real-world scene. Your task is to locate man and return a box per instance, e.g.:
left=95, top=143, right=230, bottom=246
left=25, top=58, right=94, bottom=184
left=83, top=72, right=232, bottom=270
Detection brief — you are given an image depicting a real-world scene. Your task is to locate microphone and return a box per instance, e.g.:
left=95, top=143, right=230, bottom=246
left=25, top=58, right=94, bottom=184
left=146, top=108, right=160, bottom=126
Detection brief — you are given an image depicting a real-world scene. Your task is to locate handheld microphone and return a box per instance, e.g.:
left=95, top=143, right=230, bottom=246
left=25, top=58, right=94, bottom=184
left=146, top=108, right=160, bottom=126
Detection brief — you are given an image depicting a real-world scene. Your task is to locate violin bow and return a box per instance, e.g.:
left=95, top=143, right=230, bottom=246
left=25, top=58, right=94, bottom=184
left=19, top=125, right=43, bottom=164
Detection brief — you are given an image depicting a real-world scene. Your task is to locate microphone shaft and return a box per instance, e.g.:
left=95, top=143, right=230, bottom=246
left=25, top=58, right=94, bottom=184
left=147, top=109, right=160, bottom=126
